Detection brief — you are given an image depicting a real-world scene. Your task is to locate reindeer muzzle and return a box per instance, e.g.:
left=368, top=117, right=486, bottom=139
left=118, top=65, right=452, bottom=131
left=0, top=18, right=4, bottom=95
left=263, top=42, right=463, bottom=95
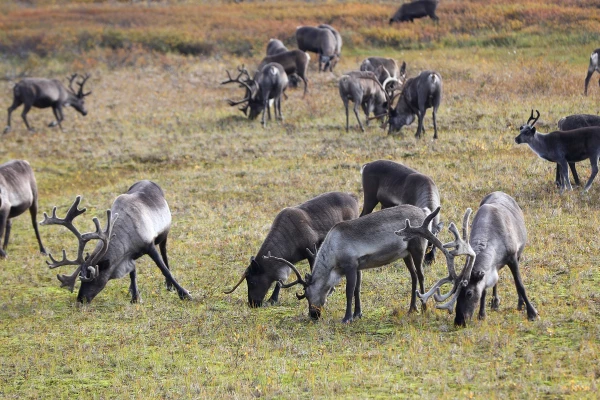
left=79, top=265, right=98, bottom=282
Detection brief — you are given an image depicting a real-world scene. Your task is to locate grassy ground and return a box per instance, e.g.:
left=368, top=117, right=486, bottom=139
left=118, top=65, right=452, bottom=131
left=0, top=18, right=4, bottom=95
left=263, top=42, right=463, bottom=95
left=1, top=1, right=600, bottom=399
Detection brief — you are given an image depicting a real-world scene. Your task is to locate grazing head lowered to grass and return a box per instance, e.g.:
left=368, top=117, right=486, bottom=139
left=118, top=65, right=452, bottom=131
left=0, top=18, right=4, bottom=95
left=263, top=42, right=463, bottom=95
left=224, top=192, right=359, bottom=308
left=41, top=180, right=191, bottom=304
left=389, top=0, right=439, bottom=24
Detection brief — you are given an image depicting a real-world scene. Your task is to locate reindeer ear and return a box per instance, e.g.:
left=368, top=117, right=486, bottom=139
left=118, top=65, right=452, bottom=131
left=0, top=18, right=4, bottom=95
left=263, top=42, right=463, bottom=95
left=400, top=61, right=406, bottom=75
left=470, top=270, right=485, bottom=283
left=531, top=127, right=536, bottom=133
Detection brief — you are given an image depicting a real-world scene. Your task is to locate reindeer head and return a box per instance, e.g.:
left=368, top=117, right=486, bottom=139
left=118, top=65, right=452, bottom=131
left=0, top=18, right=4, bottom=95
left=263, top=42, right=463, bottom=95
left=515, top=109, right=540, bottom=144
left=223, top=256, right=278, bottom=308
left=67, top=73, right=92, bottom=116
left=453, top=270, right=486, bottom=326
left=40, top=196, right=117, bottom=300
left=221, top=66, right=262, bottom=118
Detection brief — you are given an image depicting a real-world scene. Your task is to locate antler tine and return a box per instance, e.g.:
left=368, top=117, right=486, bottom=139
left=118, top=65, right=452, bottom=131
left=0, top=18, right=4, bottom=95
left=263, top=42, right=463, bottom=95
left=416, top=276, right=452, bottom=304
left=395, top=207, right=445, bottom=250
left=56, top=266, right=81, bottom=292
left=227, top=97, right=251, bottom=107
left=83, top=210, right=117, bottom=267
left=67, top=73, right=78, bottom=93
left=46, top=249, right=81, bottom=269
left=435, top=286, right=462, bottom=312
left=224, top=270, right=247, bottom=294
left=40, top=195, right=87, bottom=238
left=527, top=109, right=541, bottom=127
left=263, top=251, right=307, bottom=288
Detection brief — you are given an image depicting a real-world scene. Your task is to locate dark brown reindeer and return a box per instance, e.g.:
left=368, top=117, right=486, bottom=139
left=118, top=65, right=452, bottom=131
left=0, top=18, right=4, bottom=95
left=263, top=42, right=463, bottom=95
left=584, top=48, right=600, bottom=96
left=272, top=204, right=437, bottom=323
left=360, top=160, right=442, bottom=265
left=360, top=57, right=406, bottom=96
left=41, top=180, right=190, bottom=303
left=222, top=64, right=288, bottom=128
left=397, top=192, right=538, bottom=326
left=4, top=73, right=91, bottom=134
left=554, top=113, right=600, bottom=188
left=258, top=49, right=309, bottom=97
left=338, top=70, right=389, bottom=132
left=0, top=160, right=46, bottom=258
left=390, top=0, right=439, bottom=24
left=384, top=70, right=442, bottom=138
left=515, top=110, right=600, bottom=193
left=295, top=26, right=338, bottom=72
left=224, top=192, right=359, bottom=308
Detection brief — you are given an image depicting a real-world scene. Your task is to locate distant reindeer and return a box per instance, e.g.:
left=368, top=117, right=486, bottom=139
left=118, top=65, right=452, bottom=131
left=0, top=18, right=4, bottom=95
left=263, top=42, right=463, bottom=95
left=317, top=24, right=342, bottom=71
left=338, top=70, right=389, bottom=132
left=390, top=0, right=439, bottom=24
left=0, top=160, right=46, bottom=258
left=398, top=192, right=538, bottom=326
left=515, top=110, right=600, bottom=193
left=266, top=39, right=288, bottom=56
left=41, top=180, right=191, bottom=303
left=553, top=114, right=600, bottom=188
left=296, top=26, right=338, bottom=72
left=4, top=73, right=91, bottom=134
left=222, top=64, right=288, bottom=128
left=384, top=70, right=442, bottom=138
left=360, top=57, right=406, bottom=95
left=258, top=50, right=309, bottom=97
left=584, top=48, right=600, bottom=96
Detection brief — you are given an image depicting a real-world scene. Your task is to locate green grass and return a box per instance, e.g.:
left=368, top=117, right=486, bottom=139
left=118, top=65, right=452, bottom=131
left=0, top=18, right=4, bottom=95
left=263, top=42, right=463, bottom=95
left=1, top=1, right=600, bottom=399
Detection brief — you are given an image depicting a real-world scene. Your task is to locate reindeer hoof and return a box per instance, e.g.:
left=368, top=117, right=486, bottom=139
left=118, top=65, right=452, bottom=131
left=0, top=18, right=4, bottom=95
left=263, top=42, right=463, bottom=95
left=2, top=126, right=10, bottom=134
left=48, top=121, right=58, bottom=127
left=178, top=290, right=192, bottom=300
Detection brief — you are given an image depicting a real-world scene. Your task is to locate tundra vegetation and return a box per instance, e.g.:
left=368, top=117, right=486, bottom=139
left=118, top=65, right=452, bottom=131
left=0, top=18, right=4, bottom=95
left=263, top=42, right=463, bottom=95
left=0, top=0, right=599, bottom=398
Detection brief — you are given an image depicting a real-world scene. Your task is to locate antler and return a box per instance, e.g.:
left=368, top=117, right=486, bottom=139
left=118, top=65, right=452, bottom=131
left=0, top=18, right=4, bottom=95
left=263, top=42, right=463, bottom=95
left=223, top=270, right=247, bottom=294
left=222, top=66, right=256, bottom=108
left=263, top=252, right=308, bottom=299
left=67, top=73, right=78, bottom=94
left=527, top=109, right=540, bottom=127
left=76, top=73, right=92, bottom=97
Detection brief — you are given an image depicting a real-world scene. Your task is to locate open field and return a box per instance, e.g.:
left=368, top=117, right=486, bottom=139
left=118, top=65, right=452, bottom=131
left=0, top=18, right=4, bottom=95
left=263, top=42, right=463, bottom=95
left=1, top=1, right=600, bottom=398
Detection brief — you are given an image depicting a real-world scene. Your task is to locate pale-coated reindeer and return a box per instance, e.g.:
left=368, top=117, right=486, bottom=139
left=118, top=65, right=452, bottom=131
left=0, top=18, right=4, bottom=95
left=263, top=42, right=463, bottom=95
left=222, top=64, right=288, bottom=128
left=389, top=0, right=439, bottom=24
left=553, top=113, right=600, bottom=188
left=258, top=50, right=309, bottom=97
left=0, top=160, right=46, bottom=257
left=397, top=192, right=538, bottom=326
left=295, top=26, right=338, bottom=72
left=4, top=73, right=91, bottom=134
left=360, top=160, right=441, bottom=265
left=266, top=39, right=288, bottom=56
left=224, top=192, right=359, bottom=308
left=317, top=24, right=342, bottom=71
left=41, top=180, right=190, bottom=303
left=270, top=204, right=437, bottom=323
left=584, top=48, right=600, bottom=96
left=515, top=110, right=600, bottom=193
left=360, top=57, right=406, bottom=95
left=338, top=69, right=389, bottom=132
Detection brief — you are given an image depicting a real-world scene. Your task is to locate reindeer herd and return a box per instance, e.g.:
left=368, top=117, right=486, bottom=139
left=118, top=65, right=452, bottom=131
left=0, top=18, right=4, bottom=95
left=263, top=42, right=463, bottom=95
left=2, top=13, right=600, bottom=328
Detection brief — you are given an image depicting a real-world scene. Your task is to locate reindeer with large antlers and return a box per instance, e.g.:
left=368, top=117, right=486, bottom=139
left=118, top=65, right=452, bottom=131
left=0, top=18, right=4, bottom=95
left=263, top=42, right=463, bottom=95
left=267, top=204, right=441, bottom=323
left=222, top=64, right=288, bottom=128
left=4, top=73, right=91, bottom=134
left=397, top=192, right=538, bottom=326
left=515, top=109, right=600, bottom=193
left=41, top=180, right=190, bottom=303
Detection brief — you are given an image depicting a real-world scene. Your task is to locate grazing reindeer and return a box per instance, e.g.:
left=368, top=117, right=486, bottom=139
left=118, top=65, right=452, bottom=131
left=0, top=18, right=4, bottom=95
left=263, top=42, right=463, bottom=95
left=515, top=110, right=600, bottom=193
left=222, top=64, right=288, bottom=128
left=266, top=39, right=288, bottom=56
left=384, top=70, right=442, bottom=138
left=41, top=180, right=190, bottom=303
left=360, top=57, right=406, bottom=96
left=553, top=114, right=600, bottom=188
left=390, top=0, right=439, bottom=24
left=398, top=192, right=538, bottom=326
left=317, top=24, right=342, bottom=71
left=295, top=26, right=338, bottom=72
left=225, top=192, right=359, bottom=308
left=338, top=70, right=389, bottom=132
left=4, top=73, right=91, bottom=134
left=258, top=50, right=309, bottom=97
left=584, top=48, right=600, bottom=96
left=271, top=204, right=434, bottom=323
left=0, top=160, right=46, bottom=257
left=360, top=160, right=442, bottom=265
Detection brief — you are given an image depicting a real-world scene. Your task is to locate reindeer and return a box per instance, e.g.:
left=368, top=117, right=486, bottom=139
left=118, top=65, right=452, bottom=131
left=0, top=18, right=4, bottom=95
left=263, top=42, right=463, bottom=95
left=4, top=73, right=91, bottom=134
left=515, top=110, right=600, bottom=193
left=397, top=192, right=538, bottom=326
left=584, top=48, right=600, bottom=96
left=384, top=70, right=442, bottom=139
left=41, top=180, right=190, bottom=303
left=266, top=39, right=288, bottom=56
left=338, top=70, right=389, bottom=132
left=317, top=24, right=342, bottom=71
left=224, top=192, right=359, bottom=308
left=0, top=160, right=46, bottom=257
left=360, top=57, right=406, bottom=96
left=270, top=204, right=435, bottom=323
left=360, top=160, right=441, bottom=265
left=553, top=114, right=600, bottom=188
left=258, top=50, right=309, bottom=97
left=222, top=64, right=288, bottom=128
left=390, top=0, right=439, bottom=24
left=295, top=26, right=338, bottom=72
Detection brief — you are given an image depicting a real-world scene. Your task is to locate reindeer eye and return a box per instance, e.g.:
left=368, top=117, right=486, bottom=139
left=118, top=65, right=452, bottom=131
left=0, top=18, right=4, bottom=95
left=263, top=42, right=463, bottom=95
left=466, top=290, right=474, bottom=298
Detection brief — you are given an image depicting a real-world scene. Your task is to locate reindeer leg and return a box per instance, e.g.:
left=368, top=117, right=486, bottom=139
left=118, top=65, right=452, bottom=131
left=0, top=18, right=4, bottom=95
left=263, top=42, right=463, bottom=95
left=21, top=104, right=34, bottom=132
left=159, top=238, right=173, bottom=291
left=432, top=106, right=438, bottom=139
left=409, top=247, right=427, bottom=312
left=491, top=284, right=500, bottom=310
left=584, top=69, right=594, bottom=95
left=129, top=269, right=141, bottom=303
left=507, top=257, right=538, bottom=320
left=4, top=99, right=21, bottom=134
left=353, top=270, right=363, bottom=320
left=0, top=210, right=8, bottom=258
left=583, top=155, right=598, bottom=192
left=267, top=281, right=281, bottom=304
left=49, top=106, right=60, bottom=128
left=29, top=201, right=46, bottom=254
left=343, top=100, right=350, bottom=132
left=146, top=244, right=191, bottom=300
left=343, top=267, right=357, bottom=323
left=569, top=163, right=580, bottom=186
left=555, top=164, right=562, bottom=188
left=353, top=102, right=365, bottom=132
left=478, top=288, right=487, bottom=320
left=558, top=160, right=572, bottom=193
left=2, top=219, right=11, bottom=250
left=403, top=255, right=419, bottom=313
left=415, top=110, right=424, bottom=138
